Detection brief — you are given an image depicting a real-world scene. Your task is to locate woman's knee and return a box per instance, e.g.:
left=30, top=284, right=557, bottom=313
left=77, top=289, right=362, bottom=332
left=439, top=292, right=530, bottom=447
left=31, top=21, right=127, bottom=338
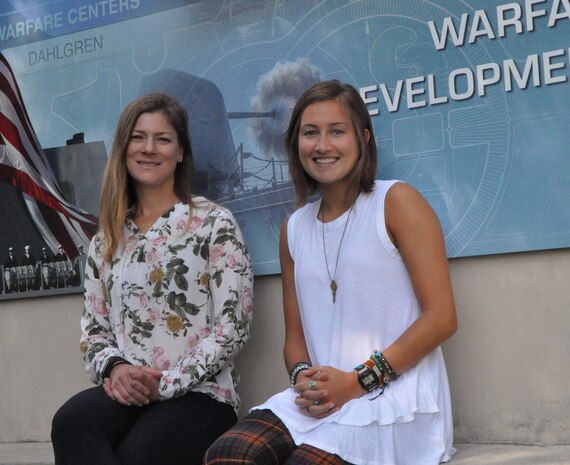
left=51, top=393, right=89, bottom=440
left=203, top=410, right=294, bottom=465
left=285, top=445, right=352, bottom=465
left=51, top=403, right=70, bottom=442
left=203, top=429, right=248, bottom=463
left=51, top=386, right=126, bottom=441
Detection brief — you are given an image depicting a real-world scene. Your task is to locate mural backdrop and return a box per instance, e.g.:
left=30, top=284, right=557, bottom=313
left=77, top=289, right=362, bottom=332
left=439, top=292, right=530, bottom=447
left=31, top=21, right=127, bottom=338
left=1, top=0, right=569, bottom=297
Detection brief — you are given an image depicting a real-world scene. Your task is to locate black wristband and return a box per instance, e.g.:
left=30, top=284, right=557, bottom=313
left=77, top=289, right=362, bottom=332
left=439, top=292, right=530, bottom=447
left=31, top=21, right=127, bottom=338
left=102, top=356, right=131, bottom=379
left=289, top=361, right=312, bottom=386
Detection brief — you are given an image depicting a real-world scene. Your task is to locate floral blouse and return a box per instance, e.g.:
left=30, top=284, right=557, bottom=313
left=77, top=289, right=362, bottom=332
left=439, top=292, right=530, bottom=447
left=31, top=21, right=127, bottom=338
left=80, top=198, right=253, bottom=411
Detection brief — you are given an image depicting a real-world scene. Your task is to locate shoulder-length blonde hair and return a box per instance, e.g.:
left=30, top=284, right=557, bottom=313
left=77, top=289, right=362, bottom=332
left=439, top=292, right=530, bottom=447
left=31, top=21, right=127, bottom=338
left=284, top=80, right=377, bottom=207
left=99, top=93, right=194, bottom=261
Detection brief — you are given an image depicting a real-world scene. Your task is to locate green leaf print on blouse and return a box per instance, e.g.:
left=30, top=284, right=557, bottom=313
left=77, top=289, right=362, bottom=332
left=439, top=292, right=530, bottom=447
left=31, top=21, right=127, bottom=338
left=174, top=274, right=188, bottom=291
left=81, top=339, right=106, bottom=362
left=166, top=291, right=201, bottom=317
left=214, top=225, right=248, bottom=255
left=87, top=255, right=99, bottom=279
left=168, top=243, right=186, bottom=253
left=166, top=257, right=190, bottom=291
left=190, top=235, right=210, bottom=261
left=125, top=308, right=155, bottom=345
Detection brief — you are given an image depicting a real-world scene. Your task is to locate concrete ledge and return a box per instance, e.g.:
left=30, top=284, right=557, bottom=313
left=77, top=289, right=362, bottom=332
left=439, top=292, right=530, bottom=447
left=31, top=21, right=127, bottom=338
left=2, top=442, right=570, bottom=465
left=452, top=443, right=570, bottom=464
left=0, top=442, right=53, bottom=465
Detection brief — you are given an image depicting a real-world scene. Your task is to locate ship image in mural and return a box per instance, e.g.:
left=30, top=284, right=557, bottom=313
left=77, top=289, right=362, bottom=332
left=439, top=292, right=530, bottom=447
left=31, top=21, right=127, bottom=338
left=138, top=64, right=321, bottom=275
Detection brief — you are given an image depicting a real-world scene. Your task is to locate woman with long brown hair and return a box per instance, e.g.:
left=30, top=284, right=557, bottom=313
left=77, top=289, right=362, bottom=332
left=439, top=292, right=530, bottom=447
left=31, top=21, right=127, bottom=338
left=52, top=93, right=254, bottom=465
left=205, top=80, right=457, bottom=465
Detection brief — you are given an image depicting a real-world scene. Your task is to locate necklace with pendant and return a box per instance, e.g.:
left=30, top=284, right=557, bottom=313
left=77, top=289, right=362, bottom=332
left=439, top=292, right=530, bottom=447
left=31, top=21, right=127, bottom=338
left=320, top=197, right=356, bottom=304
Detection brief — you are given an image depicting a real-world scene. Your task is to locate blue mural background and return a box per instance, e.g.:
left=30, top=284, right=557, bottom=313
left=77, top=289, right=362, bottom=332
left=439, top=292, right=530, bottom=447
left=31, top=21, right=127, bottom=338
left=2, top=0, right=569, bottom=275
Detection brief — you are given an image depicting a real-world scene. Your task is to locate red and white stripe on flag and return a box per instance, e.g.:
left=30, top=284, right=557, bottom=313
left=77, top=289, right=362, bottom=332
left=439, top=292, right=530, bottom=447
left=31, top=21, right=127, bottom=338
left=0, top=53, right=98, bottom=257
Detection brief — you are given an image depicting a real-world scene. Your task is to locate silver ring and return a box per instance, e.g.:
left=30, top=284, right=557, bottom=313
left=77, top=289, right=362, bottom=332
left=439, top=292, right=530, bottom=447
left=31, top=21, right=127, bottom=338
left=309, top=380, right=317, bottom=390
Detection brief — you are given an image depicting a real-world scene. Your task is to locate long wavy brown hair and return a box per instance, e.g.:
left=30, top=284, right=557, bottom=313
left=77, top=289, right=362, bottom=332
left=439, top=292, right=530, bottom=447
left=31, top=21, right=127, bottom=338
left=98, top=93, right=194, bottom=261
left=284, top=80, right=378, bottom=207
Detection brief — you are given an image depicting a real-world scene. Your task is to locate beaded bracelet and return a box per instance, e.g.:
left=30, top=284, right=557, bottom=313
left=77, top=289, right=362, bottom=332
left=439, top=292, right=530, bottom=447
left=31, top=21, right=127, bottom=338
left=370, top=353, right=390, bottom=385
left=289, top=361, right=312, bottom=386
left=365, top=357, right=385, bottom=384
left=373, top=350, right=399, bottom=382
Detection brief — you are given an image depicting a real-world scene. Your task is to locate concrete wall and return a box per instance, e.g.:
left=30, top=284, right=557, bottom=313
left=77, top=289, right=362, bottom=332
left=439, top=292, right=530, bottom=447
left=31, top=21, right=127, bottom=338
left=1, top=249, right=569, bottom=445
left=445, top=249, right=570, bottom=445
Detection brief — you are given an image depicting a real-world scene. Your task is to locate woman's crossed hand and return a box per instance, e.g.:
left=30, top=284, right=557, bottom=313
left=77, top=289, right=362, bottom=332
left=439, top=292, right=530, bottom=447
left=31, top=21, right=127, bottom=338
left=294, top=365, right=364, bottom=419
left=104, top=364, right=163, bottom=407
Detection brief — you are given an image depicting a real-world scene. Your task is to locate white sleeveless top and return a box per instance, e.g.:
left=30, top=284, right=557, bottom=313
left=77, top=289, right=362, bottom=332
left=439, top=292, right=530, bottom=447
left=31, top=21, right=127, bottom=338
left=254, top=180, right=454, bottom=465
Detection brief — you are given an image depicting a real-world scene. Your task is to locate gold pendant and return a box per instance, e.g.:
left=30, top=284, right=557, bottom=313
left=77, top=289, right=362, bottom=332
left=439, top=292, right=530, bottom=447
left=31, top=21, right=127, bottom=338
left=330, top=280, right=337, bottom=303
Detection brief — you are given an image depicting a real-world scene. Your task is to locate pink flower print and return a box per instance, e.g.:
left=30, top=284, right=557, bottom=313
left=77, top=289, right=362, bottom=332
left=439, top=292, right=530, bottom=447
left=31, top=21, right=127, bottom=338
left=151, top=235, right=167, bottom=248
left=148, top=308, right=162, bottom=324
left=186, top=335, right=199, bottom=352
left=188, top=216, right=203, bottom=232
left=138, top=291, right=149, bottom=309
left=146, top=247, right=160, bottom=265
left=227, top=254, right=238, bottom=269
left=152, top=346, right=171, bottom=370
left=124, top=234, right=139, bottom=253
left=210, top=244, right=226, bottom=264
left=175, top=219, right=187, bottom=232
left=240, top=287, right=254, bottom=314
left=215, top=324, right=225, bottom=337
left=98, top=261, right=110, bottom=279
left=199, top=326, right=211, bottom=337
left=115, top=322, right=125, bottom=340
left=86, top=334, right=106, bottom=345
left=211, top=384, right=232, bottom=401
left=87, top=292, right=108, bottom=316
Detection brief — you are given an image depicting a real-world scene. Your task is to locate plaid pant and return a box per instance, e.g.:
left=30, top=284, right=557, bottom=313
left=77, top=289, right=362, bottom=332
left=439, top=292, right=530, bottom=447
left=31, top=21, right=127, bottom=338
left=204, top=409, right=352, bottom=464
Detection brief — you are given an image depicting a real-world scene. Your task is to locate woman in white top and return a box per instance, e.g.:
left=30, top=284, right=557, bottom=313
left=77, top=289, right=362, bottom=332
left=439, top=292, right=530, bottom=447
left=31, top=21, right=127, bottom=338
left=205, top=80, right=457, bottom=465
left=51, top=93, right=253, bottom=465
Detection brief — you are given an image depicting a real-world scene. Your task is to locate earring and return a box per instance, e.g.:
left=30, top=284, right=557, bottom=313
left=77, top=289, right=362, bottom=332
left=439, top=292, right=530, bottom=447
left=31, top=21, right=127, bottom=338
left=177, top=158, right=182, bottom=163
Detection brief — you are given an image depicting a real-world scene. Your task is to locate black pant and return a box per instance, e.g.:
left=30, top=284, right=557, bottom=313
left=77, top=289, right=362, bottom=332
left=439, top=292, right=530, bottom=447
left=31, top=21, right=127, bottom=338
left=51, top=386, right=237, bottom=465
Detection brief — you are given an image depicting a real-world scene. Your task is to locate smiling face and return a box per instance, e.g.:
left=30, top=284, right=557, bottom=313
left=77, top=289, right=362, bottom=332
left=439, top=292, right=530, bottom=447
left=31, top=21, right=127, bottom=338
left=126, top=111, right=182, bottom=194
left=298, top=99, right=368, bottom=193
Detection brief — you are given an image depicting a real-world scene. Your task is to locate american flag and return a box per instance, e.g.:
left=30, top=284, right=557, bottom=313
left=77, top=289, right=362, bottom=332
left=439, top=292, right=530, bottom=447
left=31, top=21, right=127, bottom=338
left=0, top=53, right=98, bottom=257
